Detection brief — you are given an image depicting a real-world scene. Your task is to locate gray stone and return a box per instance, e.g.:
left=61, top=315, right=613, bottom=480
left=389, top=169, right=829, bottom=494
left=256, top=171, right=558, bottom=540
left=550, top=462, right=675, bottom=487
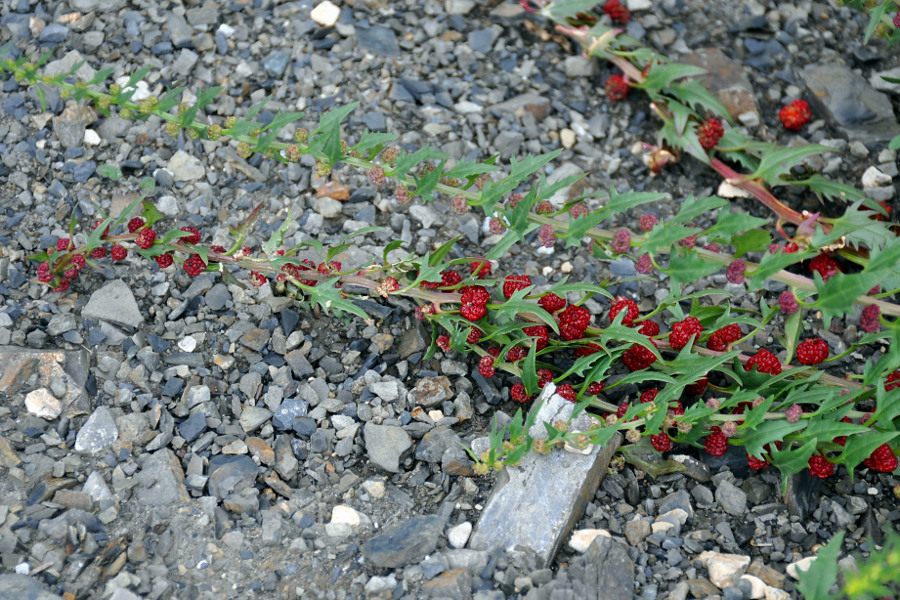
left=166, top=12, right=193, bottom=47
left=356, top=26, right=400, bottom=57
left=208, top=455, right=258, bottom=499
left=178, top=412, right=207, bottom=442
left=44, top=50, right=96, bottom=82
left=263, top=50, right=291, bottom=77
left=468, top=433, right=623, bottom=568
left=678, top=48, right=759, bottom=125
left=70, top=0, right=126, bottom=10
left=831, top=500, right=855, bottom=528
left=0, top=346, right=91, bottom=418
left=273, top=398, right=309, bottom=431
left=39, top=24, right=68, bottom=43
left=408, top=376, right=454, bottom=408
left=0, top=574, right=65, bottom=600
left=172, top=49, right=199, bottom=76
left=53, top=118, right=85, bottom=148
left=313, top=197, right=342, bottom=218
left=415, top=426, right=462, bottom=463
left=564, top=55, right=597, bottom=77
left=624, top=518, right=651, bottom=546
left=363, top=423, right=412, bottom=473
left=82, top=279, right=144, bottom=328
left=261, top=509, right=284, bottom=545
left=361, top=514, right=444, bottom=568
left=802, top=63, right=900, bottom=145
left=657, top=489, right=694, bottom=519
left=494, top=131, right=525, bottom=158
left=715, top=480, right=747, bottom=516
left=691, top=484, right=715, bottom=506
left=445, top=0, right=475, bottom=14
left=490, top=93, right=551, bottom=121
left=134, top=449, right=189, bottom=506
left=468, top=28, right=500, bottom=53
left=74, top=407, right=118, bottom=455
left=204, top=283, right=231, bottom=311
left=167, top=150, right=205, bottom=182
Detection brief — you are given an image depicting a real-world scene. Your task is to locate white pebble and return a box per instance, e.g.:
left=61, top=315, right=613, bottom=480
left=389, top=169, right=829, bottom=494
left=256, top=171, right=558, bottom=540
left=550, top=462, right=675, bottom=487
left=447, top=521, right=472, bottom=548
left=310, top=1, right=340, bottom=27
left=861, top=166, right=892, bottom=189
left=568, top=529, right=611, bottom=553
left=178, top=336, right=197, bottom=352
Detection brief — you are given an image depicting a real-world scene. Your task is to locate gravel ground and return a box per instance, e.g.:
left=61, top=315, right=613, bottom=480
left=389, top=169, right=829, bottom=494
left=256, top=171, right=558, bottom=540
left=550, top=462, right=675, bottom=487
left=0, top=1, right=898, bottom=599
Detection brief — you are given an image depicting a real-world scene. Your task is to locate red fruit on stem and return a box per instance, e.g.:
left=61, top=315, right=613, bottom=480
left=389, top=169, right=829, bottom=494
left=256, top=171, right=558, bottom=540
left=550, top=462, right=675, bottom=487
left=616, top=401, right=630, bottom=418
left=511, top=382, right=531, bottom=403
left=808, top=254, right=840, bottom=282
left=640, top=388, right=659, bottom=404
left=860, top=304, right=881, bottom=333
left=155, top=253, right=174, bottom=268
left=478, top=355, right=495, bottom=378
left=538, top=293, right=567, bottom=313
left=605, top=74, right=629, bottom=102
left=470, top=260, right=491, bottom=279
left=638, top=320, right=660, bottom=336
left=650, top=433, right=671, bottom=453
left=745, top=348, right=782, bottom=375
left=863, top=444, right=898, bottom=473
left=808, top=453, right=835, bottom=479
left=707, top=323, right=741, bottom=351
left=778, top=99, right=812, bottom=131
left=622, top=342, right=657, bottom=371
left=537, top=369, right=553, bottom=388
left=56, top=238, right=72, bottom=251
left=503, top=275, right=532, bottom=300
left=685, top=377, right=708, bottom=396
left=638, top=213, right=658, bottom=232
left=523, top=325, right=549, bottom=351
left=183, top=254, right=207, bottom=277
left=796, top=337, right=828, bottom=365
left=778, top=290, right=799, bottom=314
left=559, top=304, right=591, bottom=341
left=609, top=296, right=639, bottom=326
left=135, top=228, right=156, bottom=249
left=127, top=217, right=145, bottom=233
left=111, top=245, right=127, bottom=261
left=885, top=369, right=900, bottom=391
left=436, top=335, right=450, bottom=352
left=697, top=118, right=725, bottom=151
left=180, top=226, right=201, bottom=244
left=506, top=346, right=527, bottom=362
left=459, top=285, right=491, bottom=321
left=91, top=247, right=107, bottom=259
left=573, top=342, right=603, bottom=358
left=602, top=0, right=630, bottom=24
left=704, top=427, right=728, bottom=457
left=557, top=384, right=576, bottom=402
left=669, top=317, right=703, bottom=350
left=588, top=381, right=605, bottom=395
left=467, top=327, right=483, bottom=345
left=747, top=453, right=770, bottom=471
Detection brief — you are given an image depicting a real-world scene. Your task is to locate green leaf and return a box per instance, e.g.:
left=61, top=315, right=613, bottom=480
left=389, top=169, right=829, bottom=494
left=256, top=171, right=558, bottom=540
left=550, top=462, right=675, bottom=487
left=563, top=211, right=606, bottom=248
left=428, top=237, right=460, bottom=267
left=391, top=146, right=448, bottom=182
left=486, top=229, right=525, bottom=261
left=262, top=209, right=293, bottom=255
left=863, top=0, right=891, bottom=44
left=669, top=195, right=728, bottom=226
left=353, top=131, right=396, bottom=154
left=411, top=159, right=446, bottom=202
left=868, top=381, right=900, bottom=428
left=441, top=160, right=499, bottom=182
left=88, top=67, right=114, bottom=86
left=381, top=240, right=404, bottom=265
left=781, top=309, right=801, bottom=364
left=306, top=278, right=369, bottom=320
left=523, top=343, right=539, bottom=396
left=794, top=532, right=843, bottom=600
left=704, top=208, right=770, bottom=241
left=742, top=420, right=806, bottom=458
left=731, top=229, right=771, bottom=257
left=812, top=201, right=897, bottom=252
left=795, top=174, right=864, bottom=203
left=158, top=86, right=186, bottom=114
left=309, top=102, right=357, bottom=163
left=640, top=62, right=708, bottom=92
left=750, top=144, right=837, bottom=187
left=747, top=249, right=812, bottom=289
left=670, top=80, right=733, bottom=122
left=812, top=270, right=883, bottom=330
left=663, top=247, right=723, bottom=290
left=834, top=431, right=899, bottom=474
left=637, top=224, right=697, bottom=255
left=140, top=176, right=156, bottom=192
left=540, top=0, right=604, bottom=21
left=125, top=66, right=152, bottom=89
left=770, top=438, right=820, bottom=488
left=96, top=164, right=123, bottom=181
left=228, top=202, right=265, bottom=242
left=890, top=135, right=900, bottom=151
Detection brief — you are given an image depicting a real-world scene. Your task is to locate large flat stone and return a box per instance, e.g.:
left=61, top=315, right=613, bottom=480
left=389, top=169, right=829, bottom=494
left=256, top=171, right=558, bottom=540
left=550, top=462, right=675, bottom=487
left=0, top=345, right=91, bottom=418
left=468, top=426, right=622, bottom=568
left=81, top=279, right=144, bottom=328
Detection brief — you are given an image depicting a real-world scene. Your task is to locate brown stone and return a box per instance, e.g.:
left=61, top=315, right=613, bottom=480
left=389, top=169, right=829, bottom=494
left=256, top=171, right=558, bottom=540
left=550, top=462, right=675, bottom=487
left=0, top=346, right=91, bottom=418
left=316, top=181, right=351, bottom=201
left=52, top=490, right=93, bottom=511
left=747, top=560, right=786, bottom=589
left=408, top=376, right=453, bottom=409
left=246, top=437, right=275, bottom=465
left=0, top=437, right=21, bottom=468
left=678, top=48, right=759, bottom=122
left=422, top=567, right=472, bottom=600
left=687, top=578, right=722, bottom=598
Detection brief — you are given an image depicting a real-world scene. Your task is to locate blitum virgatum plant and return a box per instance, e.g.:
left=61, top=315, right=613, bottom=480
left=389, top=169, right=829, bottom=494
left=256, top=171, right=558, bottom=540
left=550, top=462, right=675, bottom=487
left=1, top=28, right=898, bottom=488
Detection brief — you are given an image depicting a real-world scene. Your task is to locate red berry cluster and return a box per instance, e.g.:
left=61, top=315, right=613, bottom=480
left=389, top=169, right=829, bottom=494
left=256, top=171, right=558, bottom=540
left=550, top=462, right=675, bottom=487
left=559, top=304, right=591, bottom=340
left=707, top=323, right=741, bottom=351
left=745, top=348, right=782, bottom=375
left=697, top=118, right=725, bottom=151
left=808, top=253, right=840, bottom=282
left=609, top=296, right=639, bottom=326
left=503, top=274, right=532, bottom=299
left=602, top=0, right=630, bottom=24
left=796, top=337, right=828, bottom=366
left=605, top=74, right=629, bottom=101
left=778, top=99, right=812, bottom=131
left=863, top=444, right=898, bottom=473
left=460, top=285, right=491, bottom=321
left=669, top=317, right=703, bottom=350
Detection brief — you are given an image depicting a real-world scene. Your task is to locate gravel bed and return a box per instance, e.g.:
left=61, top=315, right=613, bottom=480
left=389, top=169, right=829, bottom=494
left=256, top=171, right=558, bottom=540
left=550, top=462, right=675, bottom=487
left=0, top=0, right=898, bottom=599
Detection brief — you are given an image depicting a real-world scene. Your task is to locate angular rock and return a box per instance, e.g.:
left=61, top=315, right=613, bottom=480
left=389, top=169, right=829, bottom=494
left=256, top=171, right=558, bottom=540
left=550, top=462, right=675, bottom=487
left=133, top=450, right=190, bottom=506
left=361, top=514, right=444, bottom=568
left=82, top=279, right=144, bottom=328
left=167, top=150, right=205, bottom=182
left=356, top=26, right=400, bottom=57
left=74, top=407, right=118, bottom=455
left=468, top=432, right=622, bottom=568
left=699, top=551, right=751, bottom=589
left=0, top=346, right=91, bottom=417
left=363, top=423, right=412, bottom=473
left=490, top=93, right=551, bottom=121
left=715, top=480, right=748, bottom=516
left=208, top=454, right=258, bottom=499
left=25, top=388, right=62, bottom=419
left=802, top=63, right=900, bottom=145
left=0, top=574, right=65, bottom=600
left=409, top=376, right=454, bottom=409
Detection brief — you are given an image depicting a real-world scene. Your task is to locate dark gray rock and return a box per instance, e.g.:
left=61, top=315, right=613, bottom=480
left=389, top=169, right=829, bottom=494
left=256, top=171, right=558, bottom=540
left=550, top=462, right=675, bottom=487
left=0, top=574, right=65, bottom=600
left=178, top=412, right=207, bottom=442
left=715, top=480, right=747, bottom=516
left=273, top=398, right=309, bottom=431
left=361, top=514, right=444, bottom=568
left=74, top=407, right=118, bottom=455
left=657, top=489, right=694, bottom=519
left=134, top=449, right=189, bottom=506
left=415, top=426, right=461, bottom=463
left=208, top=455, right=258, bottom=499
left=363, top=423, right=412, bottom=473
left=802, top=63, right=900, bottom=145
left=356, top=26, right=400, bottom=57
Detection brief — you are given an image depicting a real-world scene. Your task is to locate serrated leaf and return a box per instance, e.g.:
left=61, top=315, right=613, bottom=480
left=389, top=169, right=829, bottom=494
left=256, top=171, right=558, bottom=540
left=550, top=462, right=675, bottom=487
left=88, top=67, right=114, bottom=86
left=741, top=420, right=806, bottom=458
left=794, top=532, right=843, bottom=600
left=428, top=237, right=460, bottom=267
left=96, top=164, right=123, bottom=181
left=863, top=0, right=891, bottom=44
left=739, top=396, right=774, bottom=431
left=412, top=159, right=446, bottom=202
left=668, top=100, right=694, bottom=137
left=441, top=160, right=499, bottom=182
left=771, top=438, right=820, bottom=488
left=540, top=0, right=605, bottom=21
left=813, top=270, right=884, bottom=330
left=747, top=249, right=811, bottom=289
left=795, top=174, right=864, bottom=203
left=308, top=101, right=357, bottom=163
left=307, top=278, right=369, bottom=320
left=158, top=86, right=185, bottom=114
left=563, top=211, right=606, bottom=248
left=868, top=381, right=900, bottom=427
left=834, top=431, right=899, bottom=473
left=751, top=144, right=836, bottom=187
left=125, top=66, right=152, bottom=89
left=664, top=247, right=723, bottom=290
left=670, top=80, right=733, bottom=122
left=670, top=195, right=728, bottom=226
left=262, top=209, right=293, bottom=255
left=391, top=146, right=448, bottom=182
left=353, top=131, right=396, bottom=154
left=640, top=62, right=708, bottom=92
left=730, top=228, right=772, bottom=258
left=637, top=224, right=697, bottom=255
left=812, top=201, right=897, bottom=252
left=705, top=208, right=769, bottom=240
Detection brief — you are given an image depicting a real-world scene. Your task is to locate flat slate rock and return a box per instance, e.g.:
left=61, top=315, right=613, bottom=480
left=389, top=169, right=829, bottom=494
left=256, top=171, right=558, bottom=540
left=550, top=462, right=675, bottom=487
left=81, top=279, right=144, bottom=328
left=0, top=345, right=91, bottom=417
left=0, top=574, right=65, bottom=600
left=468, top=433, right=623, bottom=568
left=802, top=63, right=900, bottom=145
left=361, top=514, right=445, bottom=568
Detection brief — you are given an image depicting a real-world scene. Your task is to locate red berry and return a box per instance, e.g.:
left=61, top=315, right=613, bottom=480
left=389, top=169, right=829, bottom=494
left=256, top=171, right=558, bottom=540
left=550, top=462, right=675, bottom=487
left=638, top=213, right=658, bottom=232
left=707, top=323, right=741, bottom=351
left=834, top=417, right=853, bottom=446
left=588, top=381, right=605, bottom=395
left=778, top=99, right=812, bottom=131
left=436, top=335, right=450, bottom=352
left=784, top=242, right=799, bottom=253
left=573, top=342, right=603, bottom=358
left=317, top=261, right=341, bottom=275
left=602, top=0, right=630, bottom=24
left=460, top=285, right=491, bottom=322
left=669, top=316, right=703, bottom=350
left=210, top=244, right=226, bottom=254
left=37, top=262, right=52, bottom=283
left=183, top=254, right=207, bottom=277
left=640, top=388, right=659, bottom=404
left=441, top=269, right=462, bottom=287
left=155, top=253, right=174, bottom=268
left=537, top=369, right=553, bottom=388
left=503, top=275, right=532, bottom=299
left=127, top=217, right=145, bottom=233
left=605, top=74, right=629, bottom=102
left=809, top=254, right=840, bottom=282
left=487, top=346, right=501, bottom=358
left=511, top=382, right=531, bottom=403
left=91, top=247, right=107, bottom=259
left=609, top=296, right=639, bottom=326
left=726, top=260, right=746, bottom=284
left=622, top=342, right=657, bottom=371
left=747, top=453, right=770, bottom=471
left=135, top=228, right=156, bottom=249
left=863, top=444, right=898, bottom=473
left=63, top=267, right=78, bottom=280
left=745, top=348, right=782, bottom=375
left=557, top=384, right=576, bottom=402
left=860, top=304, right=881, bottom=333
left=506, top=346, right=527, bottom=362
left=56, top=238, right=72, bottom=251
left=796, top=337, right=828, bottom=365
left=697, top=118, right=725, bottom=151
left=478, top=355, right=495, bottom=378
left=617, top=401, right=630, bottom=418
left=678, top=233, right=698, bottom=249
left=180, top=226, right=201, bottom=244
left=538, top=293, right=567, bottom=314
left=470, top=260, right=491, bottom=279
left=650, top=433, right=671, bottom=453
left=638, top=320, right=660, bottom=336
left=778, top=291, right=799, bottom=315
left=111, top=245, right=127, bottom=261
left=667, top=401, right=684, bottom=416
left=704, top=427, right=728, bottom=457
left=523, top=325, right=549, bottom=351
left=808, top=453, right=834, bottom=479
left=685, top=377, right=708, bottom=396
left=52, top=278, right=70, bottom=293
left=886, top=370, right=900, bottom=391
left=559, top=304, right=591, bottom=340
